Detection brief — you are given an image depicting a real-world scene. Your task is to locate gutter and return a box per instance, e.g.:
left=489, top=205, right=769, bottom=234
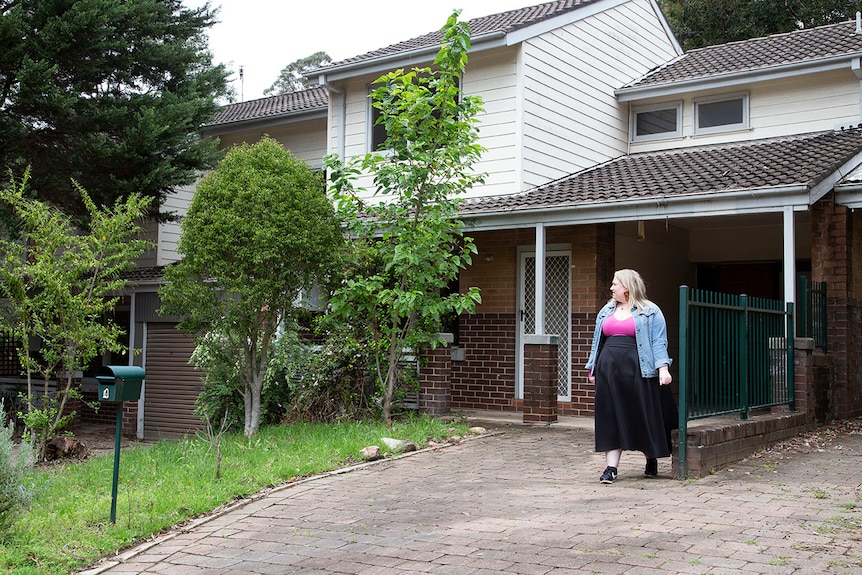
left=462, top=184, right=811, bottom=231
left=617, top=53, right=862, bottom=101
left=309, top=31, right=507, bottom=83
left=200, top=109, right=327, bottom=137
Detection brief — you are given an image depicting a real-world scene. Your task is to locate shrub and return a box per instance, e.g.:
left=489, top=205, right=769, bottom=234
left=0, top=399, right=34, bottom=533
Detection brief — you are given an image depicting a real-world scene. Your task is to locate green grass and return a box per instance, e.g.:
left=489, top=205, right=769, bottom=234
left=0, top=415, right=473, bottom=575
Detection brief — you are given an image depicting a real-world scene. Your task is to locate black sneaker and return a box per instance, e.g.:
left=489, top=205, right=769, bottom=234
left=644, top=458, right=658, bottom=477
left=600, top=466, right=618, bottom=484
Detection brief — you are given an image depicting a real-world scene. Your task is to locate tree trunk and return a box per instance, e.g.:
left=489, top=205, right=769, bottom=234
left=244, top=371, right=265, bottom=437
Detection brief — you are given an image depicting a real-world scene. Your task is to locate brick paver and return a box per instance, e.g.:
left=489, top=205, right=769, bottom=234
left=82, top=423, right=862, bottom=574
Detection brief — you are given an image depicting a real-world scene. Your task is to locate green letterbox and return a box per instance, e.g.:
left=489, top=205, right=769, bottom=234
left=96, top=365, right=145, bottom=403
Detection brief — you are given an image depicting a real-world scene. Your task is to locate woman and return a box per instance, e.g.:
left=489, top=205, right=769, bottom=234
left=585, top=269, right=674, bottom=484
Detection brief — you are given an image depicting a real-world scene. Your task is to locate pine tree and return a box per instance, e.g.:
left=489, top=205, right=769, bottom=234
left=0, top=0, right=230, bottom=220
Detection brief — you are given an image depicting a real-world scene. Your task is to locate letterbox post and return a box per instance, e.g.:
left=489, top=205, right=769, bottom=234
left=110, top=402, right=123, bottom=524
left=96, top=365, right=145, bottom=524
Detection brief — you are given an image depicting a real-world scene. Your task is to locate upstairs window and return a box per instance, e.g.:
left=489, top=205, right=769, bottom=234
left=367, top=75, right=460, bottom=152
left=631, top=101, right=682, bottom=142
left=694, top=93, right=748, bottom=134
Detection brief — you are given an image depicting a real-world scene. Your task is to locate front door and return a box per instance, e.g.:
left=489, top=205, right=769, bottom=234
left=517, top=250, right=572, bottom=401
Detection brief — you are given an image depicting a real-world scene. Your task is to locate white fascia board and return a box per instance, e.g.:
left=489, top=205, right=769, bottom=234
left=462, top=185, right=810, bottom=231
left=505, top=0, right=630, bottom=46
left=308, top=33, right=507, bottom=83
left=200, top=110, right=327, bottom=137
left=809, top=151, right=862, bottom=204
left=835, top=185, right=862, bottom=208
left=617, top=56, right=859, bottom=102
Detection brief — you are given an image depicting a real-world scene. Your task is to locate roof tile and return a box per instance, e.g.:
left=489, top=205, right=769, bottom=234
left=323, top=0, right=599, bottom=69
left=204, top=86, right=328, bottom=127
left=462, top=128, right=862, bottom=215
left=626, top=21, right=862, bottom=89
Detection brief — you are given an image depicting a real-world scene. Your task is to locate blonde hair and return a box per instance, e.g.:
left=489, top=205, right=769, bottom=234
left=608, top=268, right=651, bottom=312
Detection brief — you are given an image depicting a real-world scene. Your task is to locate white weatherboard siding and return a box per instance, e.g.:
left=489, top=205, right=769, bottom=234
left=461, top=47, right=520, bottom=199
left=629, top=69, right=861, bottom=153
left=218, top=118, right=328, bottom=168
left=157, top=183, right=194, bottom=265
left=519, top=0, right=679, bottom=188
left=334, top=50, right=523, bottom=201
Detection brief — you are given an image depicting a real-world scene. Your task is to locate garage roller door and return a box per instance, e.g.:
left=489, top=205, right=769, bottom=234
left=143, top=323, right=203, bottom=439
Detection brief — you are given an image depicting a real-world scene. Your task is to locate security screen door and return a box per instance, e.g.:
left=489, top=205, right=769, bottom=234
left=517, top=250, right=572, bottom=401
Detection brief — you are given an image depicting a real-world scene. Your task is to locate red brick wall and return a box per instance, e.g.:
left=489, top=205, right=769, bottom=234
left=811, top=194, right=862, bottom=419
left=453, top=224, right=614, bottom=415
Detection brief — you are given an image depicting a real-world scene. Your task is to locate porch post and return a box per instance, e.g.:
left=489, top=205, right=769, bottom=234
left=783, top=207, right=796, bottom=305
left=534, top=223, right=546, bottom=334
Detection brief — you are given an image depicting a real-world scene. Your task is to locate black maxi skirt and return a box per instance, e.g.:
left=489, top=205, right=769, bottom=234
left=594, top=335, right=675, bottom=459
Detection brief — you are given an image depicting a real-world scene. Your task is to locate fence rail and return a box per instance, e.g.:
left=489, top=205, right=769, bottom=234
left=797, top=277, right=827, bottom=349
left=677, top=286, right=795, bottom=478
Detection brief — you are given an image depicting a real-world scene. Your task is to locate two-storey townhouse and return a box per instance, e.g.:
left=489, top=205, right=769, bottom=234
left=128, top=1, right=862, bottom=448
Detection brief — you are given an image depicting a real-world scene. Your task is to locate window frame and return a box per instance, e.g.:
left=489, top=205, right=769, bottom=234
left=630, top=100, right=683, bottom=143
left=366, top=74, right=462, bottom=152
left=693, top=92, right=749, bottom=135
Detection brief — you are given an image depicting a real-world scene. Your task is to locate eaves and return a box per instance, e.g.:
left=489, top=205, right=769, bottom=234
left=462, top=184, right=814, bottom=232
left=312, top=32, right=508, bottom=84
left=200, top=109, right=328, bottom=138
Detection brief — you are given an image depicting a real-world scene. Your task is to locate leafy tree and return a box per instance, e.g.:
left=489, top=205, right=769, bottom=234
left=160, top=137, right=344, bottom=437
left=323, top=12, right=483, bottom=426
left=0, top=0, right=230, bottom=220
left=659, top=0, right=861, bottom=50
left=264, top=51, right=331, bottom=96
left=0, top=170, right=152, bottom=457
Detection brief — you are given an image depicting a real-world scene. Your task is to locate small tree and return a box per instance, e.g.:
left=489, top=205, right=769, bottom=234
left=324, top=12, right=483, bottom=425
left=160, top=137, right=343, bottom=437
left=264, top=52, right=332, bottom=96
left=0, top=170, right=151, bottom=456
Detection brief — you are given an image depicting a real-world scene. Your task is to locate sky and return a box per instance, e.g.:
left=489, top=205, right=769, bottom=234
left=187, top=0, right=537, bottom=102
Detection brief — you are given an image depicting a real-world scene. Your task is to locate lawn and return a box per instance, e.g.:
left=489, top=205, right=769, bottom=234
left=1, top=415, right=473, bottom=575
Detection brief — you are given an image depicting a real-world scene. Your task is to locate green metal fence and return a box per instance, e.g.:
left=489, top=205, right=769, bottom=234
left=797, top=277, right=827, bottom=349
left=677, top=286, right=795, bottom=479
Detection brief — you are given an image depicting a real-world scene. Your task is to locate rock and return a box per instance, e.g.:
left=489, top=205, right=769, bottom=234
left=44, top=436, right=90, bottom=461
left=381, top=437, right=417, bottom=453
left=469, top=426, right=487, bottom=435
left=358, top=445, right=381, bottom=461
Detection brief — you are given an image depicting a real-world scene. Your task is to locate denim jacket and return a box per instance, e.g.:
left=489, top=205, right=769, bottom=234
left=584, top=300, right=673, bottom=378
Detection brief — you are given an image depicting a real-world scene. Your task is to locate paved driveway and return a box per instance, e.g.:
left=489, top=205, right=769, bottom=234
left=83, top=423, right=862, bottom=574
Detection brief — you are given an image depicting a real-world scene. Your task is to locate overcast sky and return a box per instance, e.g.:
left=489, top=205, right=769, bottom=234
left=188, top=0, right=537, bottom=102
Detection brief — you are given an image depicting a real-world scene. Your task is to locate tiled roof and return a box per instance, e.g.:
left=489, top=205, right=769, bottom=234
left=121, top=265, right=166, bottom=283
left=461, top=127, right=862, bottom=215
left=625, top=20, right=862, bottom=89
left=203, top=86, right=328, bottom=128
left=322, top=0, right=599, bottom=69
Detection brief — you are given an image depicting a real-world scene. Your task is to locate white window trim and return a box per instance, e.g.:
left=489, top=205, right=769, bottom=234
left=366, top=86, right=384, bottom=153
left=630, top=100, right=683, bottom=143
left=693, top=92, right=749, bottom=136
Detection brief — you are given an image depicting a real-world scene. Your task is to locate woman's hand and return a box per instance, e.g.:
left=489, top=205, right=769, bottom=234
left=659, top=366, right=672, bottom=386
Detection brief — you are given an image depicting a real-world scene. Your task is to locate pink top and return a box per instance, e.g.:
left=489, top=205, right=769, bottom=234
left=602, top=314, right=636, bottom=337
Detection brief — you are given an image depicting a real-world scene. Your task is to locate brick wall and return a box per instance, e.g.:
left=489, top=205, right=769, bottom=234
left=811, top=194, right=862, bottom=419
left=453, top=224, right=613, bottom=415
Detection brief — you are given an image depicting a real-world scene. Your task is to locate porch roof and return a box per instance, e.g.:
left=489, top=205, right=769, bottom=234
left=461, top=127, right=862, bottom=230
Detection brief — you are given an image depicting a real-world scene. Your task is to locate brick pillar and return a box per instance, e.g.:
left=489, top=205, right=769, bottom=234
left=790, top=338, right=815, bottom=426
left=419, top=333, right=453, bottom=416
left=522, top=334, right=558, bottom=424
